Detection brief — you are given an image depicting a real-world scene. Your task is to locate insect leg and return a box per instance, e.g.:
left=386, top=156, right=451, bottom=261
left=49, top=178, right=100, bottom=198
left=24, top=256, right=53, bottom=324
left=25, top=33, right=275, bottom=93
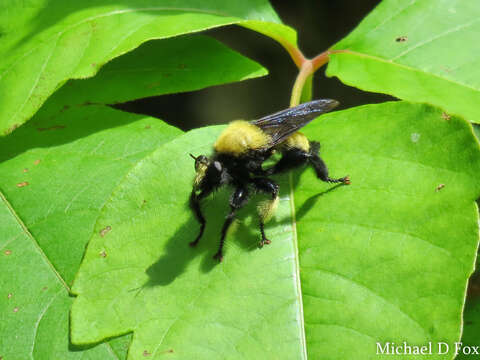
left=266, top=149, right=308, bottom=175
left=309, top=141, right=350, bottom=184
left=189, top=189, right=212, bottom=247
left=214, top=186, right=250, bottom=262
left=250, top=177, right=279, bottom=247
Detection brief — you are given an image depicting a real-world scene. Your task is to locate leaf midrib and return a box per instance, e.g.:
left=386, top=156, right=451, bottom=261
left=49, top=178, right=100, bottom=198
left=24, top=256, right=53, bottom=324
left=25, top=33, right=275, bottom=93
left=288, top=172, right=307, bottom=359
left=0, top=189, right=70, bottom=292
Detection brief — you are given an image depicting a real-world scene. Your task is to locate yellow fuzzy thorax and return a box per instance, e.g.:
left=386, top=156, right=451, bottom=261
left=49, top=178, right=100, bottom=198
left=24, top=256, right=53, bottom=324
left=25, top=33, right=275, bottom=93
left=214, top=121, right=271, bottom=156
left=283, top=132, right=310, bottom=152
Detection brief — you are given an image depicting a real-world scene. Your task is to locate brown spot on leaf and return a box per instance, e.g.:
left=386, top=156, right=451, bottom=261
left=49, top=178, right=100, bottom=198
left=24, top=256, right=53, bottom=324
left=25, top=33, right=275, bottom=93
left=91, top=63, right=96, bottom=67
left=37, top=125, right=65, bottom=132
left=5, top=123, right=20, bottom=135
left=436, top=184, right=445, bottom=192
left=143, top=350, right=151, bottom=357
left=395, top=36, right=408, bottom=42
left=13, top=307, right=19, bottom=313
left=5, top=250, right=11, bottom=255
left=61, top=105, right=70, bottom=112
left=162, top=73, right=172, bottom=78
left=23, top=168, right=28, bottom=173
left=16, top=181, right=29, bottom=187
left=145, top=125, right=151, bottom=129
left=178, top=63, right=186, bottom=69
left=441, top=112, right=451, bottom=120
left=7, top=293, right=12, bottom=299
left=99, top=250, right=107, bottom=258
left=42, top=286, right=48, bottom=291
left=34, top=160, right=41, bottom=165
left=99, top=226, right=111, bottom=237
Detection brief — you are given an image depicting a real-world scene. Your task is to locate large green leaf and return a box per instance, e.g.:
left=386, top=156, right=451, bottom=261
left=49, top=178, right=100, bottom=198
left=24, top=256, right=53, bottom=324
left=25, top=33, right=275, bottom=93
left=0, top=196, right=117, bottom=359
left=0, top=0, right=295, bottom=135
left=71, top=102, right=480, bottom=359
left=0, top=29, right=270, bottom=358
left=38, top=35, right=267, bottom=117
left=327, top=0, right=480, bottom=123
left=297, top=102, right=480, bottom=359
left=0, top=106, right=182, bottom=360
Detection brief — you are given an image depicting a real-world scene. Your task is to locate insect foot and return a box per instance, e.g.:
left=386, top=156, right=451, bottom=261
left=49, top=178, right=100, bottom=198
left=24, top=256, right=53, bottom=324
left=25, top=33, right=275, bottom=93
left=213, top=251, right=224, bottom=262
left=189, top=239, right=199, bottom=247
left=258, top=239, right=272, bottom=248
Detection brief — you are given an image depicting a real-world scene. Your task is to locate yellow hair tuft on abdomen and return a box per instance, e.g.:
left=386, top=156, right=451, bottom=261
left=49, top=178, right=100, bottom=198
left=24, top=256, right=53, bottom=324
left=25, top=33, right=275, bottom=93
left=283, top=132, right=310, bottom=152
left=214, top=121, right=271, bottom=156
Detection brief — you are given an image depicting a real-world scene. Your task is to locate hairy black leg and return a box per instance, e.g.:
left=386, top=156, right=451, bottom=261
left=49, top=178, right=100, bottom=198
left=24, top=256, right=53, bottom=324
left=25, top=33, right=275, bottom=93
left=213, top=186, right=249, bottom=262
left=309, top=141, right=350, bottom=184
left=251, top=177, right=279, bottom=247
left=189, top=189, right=212, bottom=247
left=266, top=150, right=308, bottom=175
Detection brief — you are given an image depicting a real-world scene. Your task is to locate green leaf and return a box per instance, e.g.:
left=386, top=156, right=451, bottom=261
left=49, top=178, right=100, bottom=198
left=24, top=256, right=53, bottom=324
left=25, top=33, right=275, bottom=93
left=0, top=195, right=118, bottom=359
left=326, top=0, right=480, bottom=123
left=38, top=35, right=268, bottom=117
left=297, top=102, right=480, bottom=358
left=0, top=30, right=272, bottom=357
left=0, top=105, right=182, bottom=359
left=0, top=0, right=295, bottom=135
left=71, top=102, right=480, bottom=359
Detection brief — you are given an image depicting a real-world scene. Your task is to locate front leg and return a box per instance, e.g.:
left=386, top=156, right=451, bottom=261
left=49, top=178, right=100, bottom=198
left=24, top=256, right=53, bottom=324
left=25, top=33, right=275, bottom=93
left=189, top=189, right=212, bottom=247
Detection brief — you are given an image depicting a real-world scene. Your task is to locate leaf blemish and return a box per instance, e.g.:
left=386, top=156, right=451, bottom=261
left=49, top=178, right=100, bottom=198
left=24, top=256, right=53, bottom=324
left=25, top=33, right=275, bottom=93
left=143, top=350, right=151, bottom=357
left=37, top=125, right=65, bottom=132
left=395, top=36, right=408, bottom=42
left=34, top=159, right=41, bottom=165
left=7, top=293, right=12, bottom=299
left=99, top=250, right=107, bottom=258
left=4, top=250, right=11, bottom=255
left=436, top=184, right=445, bottom=192
left=410, top=133, right=421, bottom=143
left=99, top=226, right=111, bottom=237
left=442, top=112, right=451, bottom=120
left=13, top=307, right=19, bottom=313
left=16, top=181, right=29, bottom=188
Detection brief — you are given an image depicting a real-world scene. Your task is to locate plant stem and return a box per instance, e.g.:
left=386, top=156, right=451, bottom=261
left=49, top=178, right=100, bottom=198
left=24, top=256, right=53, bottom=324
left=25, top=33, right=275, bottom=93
left=289, top=49, right=348, bottom=107
left=290, top=61, right=313, bottom=107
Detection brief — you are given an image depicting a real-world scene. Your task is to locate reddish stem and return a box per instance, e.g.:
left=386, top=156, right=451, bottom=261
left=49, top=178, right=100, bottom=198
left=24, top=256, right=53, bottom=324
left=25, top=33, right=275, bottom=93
left=288, top=48, right=348, bottom=107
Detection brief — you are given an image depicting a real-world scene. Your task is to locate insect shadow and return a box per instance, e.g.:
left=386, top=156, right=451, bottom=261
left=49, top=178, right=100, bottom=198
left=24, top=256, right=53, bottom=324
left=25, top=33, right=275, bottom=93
left=143, top=167, right=346, bottom=288
left=143, top=189, right=264, bottom=287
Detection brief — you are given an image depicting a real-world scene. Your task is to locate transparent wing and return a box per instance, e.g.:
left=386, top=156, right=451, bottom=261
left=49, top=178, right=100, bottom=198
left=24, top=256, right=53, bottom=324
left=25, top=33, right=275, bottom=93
left=250, top=99, right=339, bottom=148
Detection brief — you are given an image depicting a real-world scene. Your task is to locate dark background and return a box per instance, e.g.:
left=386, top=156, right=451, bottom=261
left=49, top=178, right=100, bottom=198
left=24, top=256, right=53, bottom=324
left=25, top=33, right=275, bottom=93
left=117, top=0, right=393, bottom=130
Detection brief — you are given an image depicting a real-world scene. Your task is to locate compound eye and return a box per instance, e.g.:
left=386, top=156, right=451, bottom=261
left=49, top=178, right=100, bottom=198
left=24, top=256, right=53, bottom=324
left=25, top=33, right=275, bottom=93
left=213, top=161, right=222, bottom=172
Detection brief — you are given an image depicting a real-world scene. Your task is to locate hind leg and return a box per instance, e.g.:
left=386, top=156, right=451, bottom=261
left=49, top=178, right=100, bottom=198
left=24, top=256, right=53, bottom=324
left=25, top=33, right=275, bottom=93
left=250, top=177, right=279, bottom=247
left=268, top=142, right=349, bottom=184
left=309, top=141, right=350, bottom=184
